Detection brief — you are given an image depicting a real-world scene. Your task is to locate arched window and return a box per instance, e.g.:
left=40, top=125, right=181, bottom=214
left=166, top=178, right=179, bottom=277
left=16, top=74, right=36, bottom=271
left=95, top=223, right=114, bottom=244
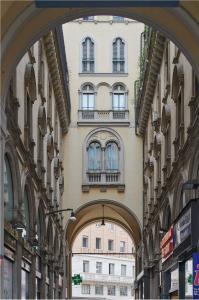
left=113, top=38, right=125, bottom=73
left=4, top=155, right=14, bottom=221
left=23, top=186, right=30, bottom=238
left=81, top=84, right=95, bottom=110
left=112, top=85, right=126, bottom=110
left=83, top=129, right=124, bottom=190
left=88, top=142, right=101, bottom=171
left=105, top=142, right=119, bottom=171
left=82, top=37, right=94, bottom=73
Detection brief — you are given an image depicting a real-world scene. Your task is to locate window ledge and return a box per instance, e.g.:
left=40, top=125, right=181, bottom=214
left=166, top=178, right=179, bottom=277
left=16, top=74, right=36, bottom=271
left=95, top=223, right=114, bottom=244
left=82, top=184, right=125, bottom=193
left=79, top=72, right=128, bottom=77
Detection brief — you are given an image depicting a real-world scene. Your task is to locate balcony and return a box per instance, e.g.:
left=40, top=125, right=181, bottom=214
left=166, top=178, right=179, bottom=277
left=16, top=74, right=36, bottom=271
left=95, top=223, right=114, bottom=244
left=81, top=272, right=133, bottom=284
left=82, top=171, right=125, bottom=192
left=77, top=109, right=130, bottom=126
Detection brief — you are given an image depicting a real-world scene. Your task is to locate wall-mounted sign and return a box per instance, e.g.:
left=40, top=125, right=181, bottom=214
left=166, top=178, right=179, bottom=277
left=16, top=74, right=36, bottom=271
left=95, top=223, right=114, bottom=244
left=193, top=252, right=199, bottom=299
left=174, top=208, right=191, bottom=248
left=161, top=226, right=173, bottom=260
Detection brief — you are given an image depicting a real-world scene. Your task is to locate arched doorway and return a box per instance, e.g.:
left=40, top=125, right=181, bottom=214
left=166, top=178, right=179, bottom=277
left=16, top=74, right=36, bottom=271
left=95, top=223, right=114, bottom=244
left=65, top=199, right=141, bottom=298
left=1, top=2, right=199, bottom=101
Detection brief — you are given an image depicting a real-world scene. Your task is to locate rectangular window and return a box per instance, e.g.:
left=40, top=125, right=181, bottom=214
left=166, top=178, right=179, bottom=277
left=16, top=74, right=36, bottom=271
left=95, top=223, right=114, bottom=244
left=113, top=93, right=125, bottom=110
left=82, top=236, right=88, bottom=248
left=95, top=285, right=103, bottom=295
left=82, top=93, right=94, bottom=110
left=109, top=263, right=115, bottom=275
left=83, top=261, right=89, bottom=273
left=107, top=223, right=114, bottom=230
left=107, top=285, right=116, bottom=296
left=120, top=286, right=128, bottom=296
left=108, top=239, right=114, bottom=251
left=3, top=258, right=13, bottom=299
left=132, top=265, right=135, bottom=278
left=96, top=262, right=102, bottom=274
left=21, top=269, right=29, bottom=299
left=81, top=284, right=91, bottom=294
left=120, top=241, right=125, bottom=252
left=121, top=264, right=127, bottom=276
left=96, top=237, right=101, bottom=249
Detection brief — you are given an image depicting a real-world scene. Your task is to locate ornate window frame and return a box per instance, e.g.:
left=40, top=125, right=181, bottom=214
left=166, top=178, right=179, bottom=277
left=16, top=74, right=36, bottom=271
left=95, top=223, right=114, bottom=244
left=81, top=37, right=95, bottom=73
left=79, top=83, right=96, bottom=110
left=82, top=128, right=124, bottom=192
left=112, top=37, right=126, bottom=73
left=111, top=83, right=128, bottom=110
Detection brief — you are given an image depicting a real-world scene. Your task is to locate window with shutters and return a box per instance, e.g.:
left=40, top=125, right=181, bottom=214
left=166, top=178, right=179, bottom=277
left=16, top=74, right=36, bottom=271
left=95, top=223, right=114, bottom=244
left=81, top=84, right=95, bottom=110
left=82, top=37, right=94, bottom=73
left=121, top=264, right=127, bottom=276
left=83, top=128, right=125, bottom=191
left=112, top=85, right=127, bottom=110
left=96, top=262, right=102, bottom=274
left=120, top=286, right=128, bottom=296
left=96, top=238, right=101, bottom=249
left=107, top=286, right=116, bottom=296
left=113, top=38, right=125, bottom=73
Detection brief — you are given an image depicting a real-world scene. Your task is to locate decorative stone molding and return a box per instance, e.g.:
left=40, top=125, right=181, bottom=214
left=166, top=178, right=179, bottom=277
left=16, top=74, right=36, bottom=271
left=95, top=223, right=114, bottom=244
left=43, top=30, right=70, bottom=134
left=38, top=105, right=47, bottom=136
left=137, top=33, right=166, bottom=136
left=47, top=134, right=54, bottom=161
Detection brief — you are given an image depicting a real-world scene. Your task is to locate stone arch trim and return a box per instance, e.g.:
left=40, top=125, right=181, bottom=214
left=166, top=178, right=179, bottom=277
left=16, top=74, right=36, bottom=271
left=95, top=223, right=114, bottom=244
left=65, top=199, right=142, bottom=251
left=24, top=63, right=37, bottom=102
left=83, top=127, right=124, bottom=185
left=172, top=173, right=185, bottom=221
left=188, top=147, right=199, bottom=180
left=171, top=64, right=184, bottom=102
left=4, top=137, right=22, bottom=220
left=161, top=103, right=171, bottom=134
left=21, top=170, right=36, bottom=236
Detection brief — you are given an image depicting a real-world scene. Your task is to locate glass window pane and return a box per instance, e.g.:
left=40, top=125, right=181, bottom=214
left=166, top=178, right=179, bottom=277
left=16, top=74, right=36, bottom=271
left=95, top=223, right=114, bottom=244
left=88, top=94, right=94, bottom=109
left=23, top=187, right=30, bottom=238
left=88, top=142, right=101, bottom=171
left=4, top=156, right=14, bottom=221
left=3, top=258, right=13, bottom=299
left=105, top=143, right=119, bottom=171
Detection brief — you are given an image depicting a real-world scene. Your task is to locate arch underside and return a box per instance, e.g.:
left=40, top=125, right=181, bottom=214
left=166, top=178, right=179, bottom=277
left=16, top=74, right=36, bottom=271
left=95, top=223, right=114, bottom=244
left=65, top=199, right=142, bottom=250
left=1, top=2, right=199, bottom=101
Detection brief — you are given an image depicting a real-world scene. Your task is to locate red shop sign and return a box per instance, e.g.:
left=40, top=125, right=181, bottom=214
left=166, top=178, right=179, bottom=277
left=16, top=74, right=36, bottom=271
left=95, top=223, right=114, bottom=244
left=161, top=226, right=174, bottom=259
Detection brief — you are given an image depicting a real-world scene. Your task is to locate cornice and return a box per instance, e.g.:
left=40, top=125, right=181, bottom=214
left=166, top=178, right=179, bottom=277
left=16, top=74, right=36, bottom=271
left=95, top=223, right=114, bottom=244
left=138, top=33, right=166, bottom=136
left=43, top=31, right=70, bottom=134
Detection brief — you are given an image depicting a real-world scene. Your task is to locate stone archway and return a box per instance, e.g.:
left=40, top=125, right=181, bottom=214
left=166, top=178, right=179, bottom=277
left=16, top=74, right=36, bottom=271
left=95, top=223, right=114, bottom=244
left=64, top=199, right=141, bottom=298
left=1, top=1, right=199, bottom=102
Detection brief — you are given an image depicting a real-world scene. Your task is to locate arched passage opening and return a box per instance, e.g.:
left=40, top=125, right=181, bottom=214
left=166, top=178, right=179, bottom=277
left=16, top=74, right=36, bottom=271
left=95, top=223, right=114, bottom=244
left=1, top=2, right=199, bottom=101
left=65, top=199, right=141, bottom=298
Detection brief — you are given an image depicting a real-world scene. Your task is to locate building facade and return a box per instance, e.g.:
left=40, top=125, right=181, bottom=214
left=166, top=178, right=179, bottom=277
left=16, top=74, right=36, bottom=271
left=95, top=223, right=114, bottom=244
left=72, top=222, right=135, bottom=299
left=3, top=27, right=70, bottom=299
left=135, top=28, right=199, bottom=299
left=62, top=16, right=144, bottom=296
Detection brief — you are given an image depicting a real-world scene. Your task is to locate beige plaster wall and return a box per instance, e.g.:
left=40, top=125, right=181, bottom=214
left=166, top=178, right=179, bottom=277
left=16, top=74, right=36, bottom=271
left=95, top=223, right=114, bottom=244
left=62, top=18, right=144, bottom=227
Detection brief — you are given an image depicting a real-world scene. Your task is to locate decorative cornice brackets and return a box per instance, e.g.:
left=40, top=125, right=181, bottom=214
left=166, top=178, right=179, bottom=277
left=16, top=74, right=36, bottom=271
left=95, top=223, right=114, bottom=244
left=43, top=31, right=70, bottom=134
left=138, top=33, right=166, bottom=136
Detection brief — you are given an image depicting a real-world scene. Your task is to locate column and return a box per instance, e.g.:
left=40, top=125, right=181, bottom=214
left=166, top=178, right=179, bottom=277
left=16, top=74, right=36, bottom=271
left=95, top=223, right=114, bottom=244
left=66, top=252, right=72, bottom=299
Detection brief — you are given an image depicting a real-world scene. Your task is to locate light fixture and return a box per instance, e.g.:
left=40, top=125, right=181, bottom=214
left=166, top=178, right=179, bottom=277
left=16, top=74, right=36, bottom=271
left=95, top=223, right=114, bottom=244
left=31, top=237, right=40, bottom=249
left=13, top=222, right=26, bottom=231
left=45, top=208, right=76, bottom=222
left=159, top=228, right=167, bottom=234
left=101, top=205, right=105, bottom=226
left=69, top=211, right=76, bottom=222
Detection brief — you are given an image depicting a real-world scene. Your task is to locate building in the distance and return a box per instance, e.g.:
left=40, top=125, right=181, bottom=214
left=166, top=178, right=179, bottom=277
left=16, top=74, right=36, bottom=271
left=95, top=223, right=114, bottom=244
left=72, top=222, right=135, bottom=299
